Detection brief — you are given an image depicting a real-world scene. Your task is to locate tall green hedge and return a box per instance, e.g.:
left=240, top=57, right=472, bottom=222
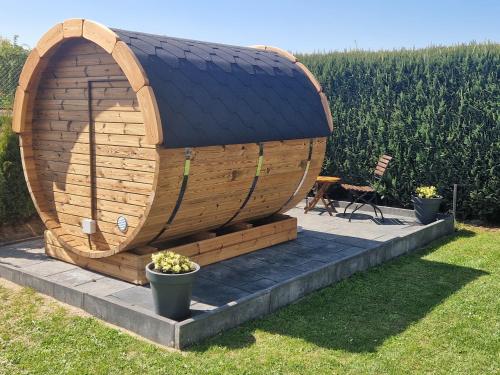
left=0, top=42, right=498, bottom=224
left=299, top=43, right=500, bottom=222
left=0, top=116, right=34, bottom=224
left=0, top=37, right=29, bottom=109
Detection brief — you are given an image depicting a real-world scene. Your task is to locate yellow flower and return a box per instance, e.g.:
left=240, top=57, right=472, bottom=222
left=416, top=186, right=439, bottom=199
left=152, top=251, right=196, bottom=274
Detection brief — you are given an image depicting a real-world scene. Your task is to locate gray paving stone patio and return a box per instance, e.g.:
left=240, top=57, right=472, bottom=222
left=0, top=202, right=454, bottom=348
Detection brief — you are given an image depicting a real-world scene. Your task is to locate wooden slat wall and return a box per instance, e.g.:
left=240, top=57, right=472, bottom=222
left=151, top=144, right=261, bottom=242
left=278, top=138, right=327, bottom=213
left=30, top=39, right=155, bottom=252
left=119, top=137, right=325, bottom=248
left=143, top=138, right=322, bottom=244
left=231, top=139, right=312, bottom=222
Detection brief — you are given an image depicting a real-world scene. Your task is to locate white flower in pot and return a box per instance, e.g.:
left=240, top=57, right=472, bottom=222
left=146, top=251, right=199, bottom=320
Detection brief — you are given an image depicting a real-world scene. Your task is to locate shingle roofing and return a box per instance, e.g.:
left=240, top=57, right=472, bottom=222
left=112, top=29, right=331, bottom=148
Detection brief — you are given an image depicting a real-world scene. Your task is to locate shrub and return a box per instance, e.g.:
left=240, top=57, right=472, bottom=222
left=0, top=116, right=34, bottom=224
left=299, top=43, right=500, bottom=222
left=151, top=251, right=196, bottom=274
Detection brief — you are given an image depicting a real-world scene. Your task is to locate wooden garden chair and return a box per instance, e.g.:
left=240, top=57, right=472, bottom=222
left=340, top=155, right=392, bottom=222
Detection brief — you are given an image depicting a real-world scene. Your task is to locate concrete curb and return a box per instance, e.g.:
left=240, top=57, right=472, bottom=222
left=0, top=262, right=177, bottom=347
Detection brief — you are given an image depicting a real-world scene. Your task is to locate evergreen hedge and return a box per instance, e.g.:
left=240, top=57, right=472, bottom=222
left=0, top=42, right=498, bottom=225
left=0, top=37, right=29, bottom=109
left=299, top=43, right=499, bottom=222
left=0, top=116, right=34, bottom=224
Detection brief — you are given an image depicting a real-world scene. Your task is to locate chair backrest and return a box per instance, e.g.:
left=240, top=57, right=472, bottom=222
left=374, top=154, right=392, bottom=179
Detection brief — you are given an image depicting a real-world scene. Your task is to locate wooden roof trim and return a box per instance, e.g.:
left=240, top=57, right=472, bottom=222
left=250, top=45, right=298, bottom=62
left=82, top=20, right=118, bottom=53
left=36, top=23, right=64, bottom=57
left=18, top=48, right=41, bottom=92
left=250, top=45, right=322, bottom=93
left=15, top=19, right=161, bottom=144
left=11, top=87, right=28, bottom=133
left=136, top=86, right=164, bottom=145
left=80, top=21, right=160, bottom=145
left=320, top=92, right=334, bottom=132
left=112, top=41, right=149, bottom=92
left=295, top=61, right=323, bottom=93
left=14, top=48, right=50, bottom=133
left=63, top=18, right=84, bottom=38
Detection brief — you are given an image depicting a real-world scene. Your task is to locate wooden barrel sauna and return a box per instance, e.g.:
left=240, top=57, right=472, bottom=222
left=12, top=19, right=333, bottom=260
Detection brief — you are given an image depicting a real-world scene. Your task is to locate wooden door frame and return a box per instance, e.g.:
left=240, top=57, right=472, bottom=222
left=86, top=79, right=128, bottom=223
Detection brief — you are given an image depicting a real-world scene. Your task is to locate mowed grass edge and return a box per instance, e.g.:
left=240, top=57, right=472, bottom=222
left=0, top=224, right=498, bottom=375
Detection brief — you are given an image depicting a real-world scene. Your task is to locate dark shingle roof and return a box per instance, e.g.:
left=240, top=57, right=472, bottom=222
left=112, top=29, right=331, bottom=148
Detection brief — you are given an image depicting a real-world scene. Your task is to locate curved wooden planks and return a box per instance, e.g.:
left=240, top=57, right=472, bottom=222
left=13, top=19, right=161, bottom=143
left=135, top=86, right=163, bottom=145
left=82, top=20, right=118, bottom=54
left=36, top=23, right=64, bottom=57
left=112, top=41, right=149, bottom=92
left=63, top=18, right=84, bottom=38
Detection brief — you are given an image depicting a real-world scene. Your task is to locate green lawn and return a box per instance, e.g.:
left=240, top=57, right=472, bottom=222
left=1, top=224, right=499, bottom=375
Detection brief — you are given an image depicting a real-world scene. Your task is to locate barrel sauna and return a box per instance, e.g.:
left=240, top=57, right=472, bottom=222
left=12, top=19, right=332, bottom=279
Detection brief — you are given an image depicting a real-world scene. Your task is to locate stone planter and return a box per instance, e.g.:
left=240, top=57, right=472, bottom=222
left=145, top=262, right=200, bottom=320
left=412, top=196, right=443, bottom=225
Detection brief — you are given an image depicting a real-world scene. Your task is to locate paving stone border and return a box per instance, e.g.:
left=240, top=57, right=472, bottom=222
left=0, top=215, right=454, bottom=349
left=176, top=215, right=453, bottom=348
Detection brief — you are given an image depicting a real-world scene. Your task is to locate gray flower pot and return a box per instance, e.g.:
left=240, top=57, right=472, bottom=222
left=412, top=196, right=443, bottom=225
left=145, top=262, right=200, bottom=320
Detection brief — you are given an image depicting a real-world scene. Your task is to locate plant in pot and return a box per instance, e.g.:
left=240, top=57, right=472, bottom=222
left=412, top=186, right=443, bottom=225
left=146, top=251, right=199, bottom=320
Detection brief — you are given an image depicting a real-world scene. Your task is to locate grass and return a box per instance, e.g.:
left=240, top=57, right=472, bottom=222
left=0, top=224, right=499, bottom=374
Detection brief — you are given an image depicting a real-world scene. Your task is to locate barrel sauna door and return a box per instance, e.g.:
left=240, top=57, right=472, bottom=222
left=83, top=79, right=151, bottom=251
left=64, top=79, right=144, bottom=251
left=86, top=79, right=127, bottom=250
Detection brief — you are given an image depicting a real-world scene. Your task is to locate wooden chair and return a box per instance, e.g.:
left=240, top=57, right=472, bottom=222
left=340, top=155, right=392, bottom=222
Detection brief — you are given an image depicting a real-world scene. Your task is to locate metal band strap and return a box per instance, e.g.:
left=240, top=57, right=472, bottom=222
left=276, top=138, right=314, bottom=213
left=221, top=143, right=264, bottom=227
left=150, top=147, right=192, bottom=243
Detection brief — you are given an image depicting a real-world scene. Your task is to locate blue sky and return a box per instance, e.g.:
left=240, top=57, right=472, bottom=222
left=1, top=0, right=498, bottom=53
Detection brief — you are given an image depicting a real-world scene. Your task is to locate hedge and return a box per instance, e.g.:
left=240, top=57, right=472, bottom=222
left=0, top=42, right=498, bottom=224
left=0, top=37, right=29, bottom=109
left=299, top=43, right=500, bottom=222
left=0, top=116, right=34, bottom=224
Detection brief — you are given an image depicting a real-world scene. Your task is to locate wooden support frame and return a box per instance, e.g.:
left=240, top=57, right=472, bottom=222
left=45, top=214, right=297, bottom=285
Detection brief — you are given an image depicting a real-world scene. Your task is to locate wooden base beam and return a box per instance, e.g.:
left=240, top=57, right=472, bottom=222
left=45, top=214, right=297, bottom=285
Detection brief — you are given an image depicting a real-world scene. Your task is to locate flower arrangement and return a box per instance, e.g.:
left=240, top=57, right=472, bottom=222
left=415, top=186, right=440, bottom=199
left=151, top=251, right=196, bottom=274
